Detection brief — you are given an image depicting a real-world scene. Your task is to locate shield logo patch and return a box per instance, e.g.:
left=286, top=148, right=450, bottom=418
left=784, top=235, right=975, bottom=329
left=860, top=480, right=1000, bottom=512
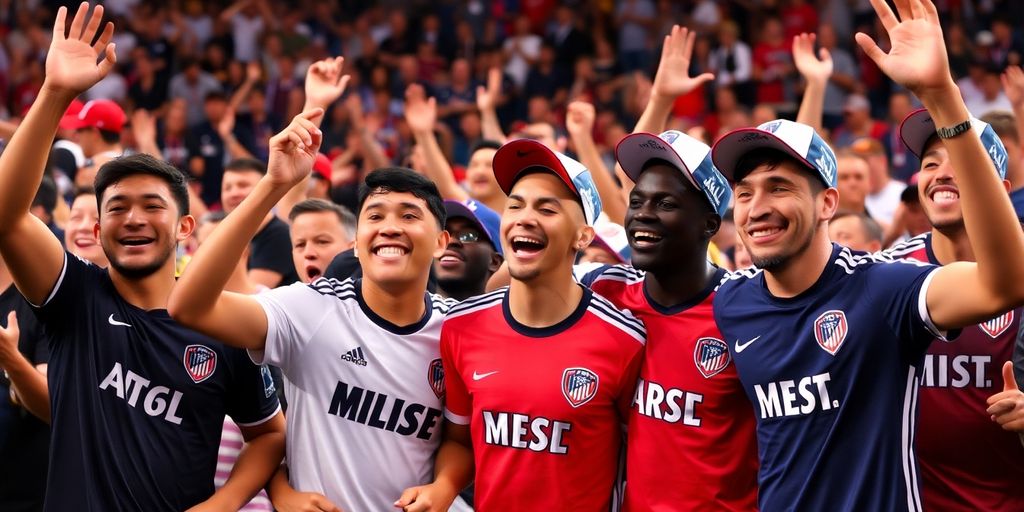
left=694, top=337, right=730, bottom=378
left=561, top=367, right=599, bottom=408
left=814, top=310, right=848, bottom=356
left=979, top=311, right=1014, bottom=339
left=183, top=344, right=217, bottom=383
left=428, top=358, right=445, bottom=399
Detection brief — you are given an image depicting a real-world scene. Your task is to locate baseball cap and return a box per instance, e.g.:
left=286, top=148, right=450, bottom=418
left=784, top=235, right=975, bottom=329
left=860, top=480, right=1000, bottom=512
left=443, top=199, right=503, bottom=255
left=58, top=99, right=85, bottom=131
left=615, top=130, right=732, bottom=217
left=492, top=139, right=602, bottom=225
left=589, top=220, right=630, bottom=263
left=898, top=108, right=1007, bottom=179
left=312, top=153, right=332, bottom=182
left=843, top=94, right=870, bottom=113
left=62, top=99, right=126, bottom=133
left=712, top=119, right=839, bottom=188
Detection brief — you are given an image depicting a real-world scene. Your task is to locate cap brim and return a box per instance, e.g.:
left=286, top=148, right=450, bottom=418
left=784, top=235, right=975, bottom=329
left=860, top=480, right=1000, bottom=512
left=59, top=114, right=86, bottom=131
left=492, top=139, right=578, bottom=197
left=589, top=235, right=626, bottom=263
left=615, top=132, right=700, bottom=188
left=712, top=128, right=818, bottom=182
left=898, top=108, right=934, bottom=160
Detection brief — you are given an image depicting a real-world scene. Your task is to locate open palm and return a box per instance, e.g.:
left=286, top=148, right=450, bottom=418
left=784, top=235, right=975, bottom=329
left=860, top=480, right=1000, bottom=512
left=855, top=0, right=951, bottom=94
left=652, top=25, right=714, bottom=98
left=792, top=33, right=832, bottom=83
left=46, top=3, right=116, bottom=96
left=404, top=84, right=437, bottom=134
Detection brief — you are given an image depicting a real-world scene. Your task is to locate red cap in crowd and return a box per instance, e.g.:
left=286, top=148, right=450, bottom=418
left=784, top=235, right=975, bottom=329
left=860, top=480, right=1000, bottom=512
left=61, top=99, right=126, bottom=133
left=312, top=153, right=332, bottom=182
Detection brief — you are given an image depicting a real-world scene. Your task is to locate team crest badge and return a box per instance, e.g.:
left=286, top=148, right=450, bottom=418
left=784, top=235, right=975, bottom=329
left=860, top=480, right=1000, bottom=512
left=813, top=310, right=848, bottom=356
left=561, top=367, right=599, bottom=408
left=980, top=311, right=1014, bottom=339
left=428, top=358, right=445, bottom=399
left=183, top=344, right=217, bottom=383
left=694, top=337, right=730, bottom=378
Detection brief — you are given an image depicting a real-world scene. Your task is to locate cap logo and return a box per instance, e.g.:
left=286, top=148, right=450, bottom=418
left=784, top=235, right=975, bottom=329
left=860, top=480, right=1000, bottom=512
left=638, top=139, right=667, bottom=152
left=661, top=131, right=680, bottom=144
left=702, top=175, right=726, bottom=210
left=815, top=152, right=837, bottom=185
left=762, top=121, right=783, bottom=133
left=990, top=144, right=1006, bottom=172
left=739, top=132, right=769, bottom=143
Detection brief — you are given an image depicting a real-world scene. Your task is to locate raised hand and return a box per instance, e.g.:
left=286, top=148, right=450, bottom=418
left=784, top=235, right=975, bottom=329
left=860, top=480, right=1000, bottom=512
left=651, top=25, right=714, bottom=100
left=1002, top=66, right=1024, bottom=109
left=565, top=100, right=596, bottom=139
left=855, top=0, right=952, bottom=96
left=404, top=83, right=437, bottom=135
left=987, top=361, right=1024, bottom=432
left=476, top=67, right=503, bottom=112
left=246, top=60, right=262, bottom=83
left=130, top=109, right=157, bottom=146
left=304, top=56, right=349, bottom=110
left=267, top=108, right=325, bottom=187
left=45, top=2, right=116, bottom=96
left=216, top=107, right=236, bottom=138
left=793, top=33, right=833, bottom=84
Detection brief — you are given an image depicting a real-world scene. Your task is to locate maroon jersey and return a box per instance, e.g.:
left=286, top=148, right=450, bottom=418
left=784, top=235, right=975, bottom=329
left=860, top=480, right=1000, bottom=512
left=580, top=264, right=759, bottom=511
left=442, top=286, right=645, bottom=511
left=885, top=234, right=1024, bottom=511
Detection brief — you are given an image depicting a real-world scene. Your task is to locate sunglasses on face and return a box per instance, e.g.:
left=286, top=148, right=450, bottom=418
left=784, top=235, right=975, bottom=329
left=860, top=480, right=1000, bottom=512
left=452, top=231, right=482, bottom=243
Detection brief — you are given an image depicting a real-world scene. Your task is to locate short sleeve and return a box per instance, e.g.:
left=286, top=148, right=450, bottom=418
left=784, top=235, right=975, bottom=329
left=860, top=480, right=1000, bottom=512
left=32, top=252, right=103, bottom=341
left=870, top=260, right=944, bottom=353
left=249, top=283, right=329, bottom=376
left=225, top=347, right=281, bottom=426
left=575, top=263, right=611, bottom=287
left=441, top=322, right=471, bottom=425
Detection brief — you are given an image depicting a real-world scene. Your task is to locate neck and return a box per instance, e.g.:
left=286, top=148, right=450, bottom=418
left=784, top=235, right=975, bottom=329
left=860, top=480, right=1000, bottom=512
left=763, top=234, right=833, bottom=299
left=930, top=225, right=974, bottom=264
left=646, top=250, right=714, bottom=307
left=109, top=260, right=178, bottom=311
left=361, top=277, right=428, bottom=328
left=507, top=268, right=583, bottom=328
left=438, top=281, right=485, bottom=302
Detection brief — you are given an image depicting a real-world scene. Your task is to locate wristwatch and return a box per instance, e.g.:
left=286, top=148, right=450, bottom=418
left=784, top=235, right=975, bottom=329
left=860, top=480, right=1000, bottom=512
left=936, top=119, right=972, bottom=139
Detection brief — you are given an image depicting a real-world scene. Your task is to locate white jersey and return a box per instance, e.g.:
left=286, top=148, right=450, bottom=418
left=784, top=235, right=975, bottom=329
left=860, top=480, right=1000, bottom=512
left=252, top=278, right=457, bottom=511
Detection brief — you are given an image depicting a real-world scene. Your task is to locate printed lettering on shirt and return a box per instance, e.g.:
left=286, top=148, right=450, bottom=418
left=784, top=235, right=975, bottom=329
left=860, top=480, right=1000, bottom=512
left=632, top=377, right=704, bottom=427
left=98, top=362, right=185, bottom=425
left=326, top=380, right=442, bottom=440
left=920, top=354, right=993, bottom=389
left=753, top=372, right=838, bottom=419
left=482, top=411, right=572, bottom=454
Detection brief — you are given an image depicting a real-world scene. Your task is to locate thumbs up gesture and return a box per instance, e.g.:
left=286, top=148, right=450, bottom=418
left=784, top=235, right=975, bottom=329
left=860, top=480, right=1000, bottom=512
left=986, top=361, right=1024, bottom=432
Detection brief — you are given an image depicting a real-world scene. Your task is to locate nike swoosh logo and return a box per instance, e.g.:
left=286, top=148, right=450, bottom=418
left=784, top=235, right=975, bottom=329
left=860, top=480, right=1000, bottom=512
left=734, top=336, right=761, bottom=353
left=472, top=370, right=499, bottom=381
left=108, top=314, right=132, bottom=327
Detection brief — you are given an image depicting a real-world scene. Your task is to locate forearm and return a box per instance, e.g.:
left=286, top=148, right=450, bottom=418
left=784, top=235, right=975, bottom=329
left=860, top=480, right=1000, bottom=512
left=275, top=178, right=308, bottom=223
left=923, top=84, right=1024, bottom=298
left=796, top=78, right=827, bottom=135
left=572, top=133, right=625, bottom=224
left=430, top=439, right=474, bottom=501
left=210, top=428, right=286, bottom=510
left=480, top=108, right=506, bottom=143
left=223, top=132, right=255, bottom=160
left=3, top=356, right=49, bottom=423
left=357, top=126, right=390, bottom=170
left=230, top=80, right=257, bottom=112
left=414, top=130, right=469, bottom=201
left=633, top=92, right=675, bottom=135
left=266, top=464, right=292, bottom=503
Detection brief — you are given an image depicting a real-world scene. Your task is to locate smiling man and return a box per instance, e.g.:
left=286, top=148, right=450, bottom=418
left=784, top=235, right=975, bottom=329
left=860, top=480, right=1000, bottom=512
left=399, top=139, right=646, bottom=511
left=435, top=199, right=503, bottom=301
left=0, top=5, right=284, bottom=510
left=708, top=1, right=1024, bottom=509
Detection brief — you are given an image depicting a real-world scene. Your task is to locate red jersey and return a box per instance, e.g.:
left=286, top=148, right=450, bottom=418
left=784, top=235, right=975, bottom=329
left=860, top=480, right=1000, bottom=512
left=885, top=234, right=1024, bottom=511
left=581, top=264, right=759, bottom=511
left=442, top=286, right=645, bottom=512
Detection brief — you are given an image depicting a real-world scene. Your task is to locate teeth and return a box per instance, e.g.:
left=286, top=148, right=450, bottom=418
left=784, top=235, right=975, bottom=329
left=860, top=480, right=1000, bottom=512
left=633, top=231, right=662, bottom=240
left=440, top=255, right=460, bottom=262
left=751, top=228, right=782, bottom=237
left=932, top=190, right=958, bottom=201
left=375, top=246, right=406, bottom=256
left=512, top=236, right=542, bottom=245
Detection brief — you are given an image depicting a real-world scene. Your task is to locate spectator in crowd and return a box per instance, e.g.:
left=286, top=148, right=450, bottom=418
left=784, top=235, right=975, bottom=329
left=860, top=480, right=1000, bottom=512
left=965, top=64, right=1013, bottom=116
left=710, top=21, right=752, bottom=106
left=31, top=176, right=64, bottom=243
left=436, top=199, right=503, bottom=301
left=65, top=99, right=127, bottom=188
left=615, top=0, right=657, bottom=72
left=832, top=93, right=888, bottom=148
left=817, top=22, right=858, bottom=130
left=751, top=17, right=793, bottom=110
left=503, top=14, right=543, bottom=91
left=287, top=198, right=353, bottom=284
left=65, top=186, right=108, bottom=268
left=980, top=110, right=1024, bottom=218
left=850, top=137, right=907, bottom=226
left=884, top=90, right=921, bottom=181
left=835, top=149, right=873, bottom=220
left=829, top=210, right=883, bottom=252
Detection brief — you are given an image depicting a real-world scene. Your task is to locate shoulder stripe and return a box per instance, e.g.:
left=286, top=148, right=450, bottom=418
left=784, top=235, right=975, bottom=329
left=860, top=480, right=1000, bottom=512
left=591, top=265, right=645, bottom=285
left=882, top=234, right=929, bottom=258
left=587, top=303, right=646, bottom=344
left=430, top=293, right=459, bottom=313
left=588, top=296, right=646, bottom=342
left=446, top=289, right=505, bottom=319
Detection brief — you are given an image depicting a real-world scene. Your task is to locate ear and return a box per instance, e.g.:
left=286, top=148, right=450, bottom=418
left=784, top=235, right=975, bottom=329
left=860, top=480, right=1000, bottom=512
left=93, top=222, right=101, bottom=239
left=703, top=213, right=722, bottom=240
left=488, top=252, right=504, bottom=274
left=574, top=225, right=596, bottom=253
left=818, top=188, right=840, bottom=222
left=433, top=229, right=451, bottom=259
left=1002, top=179, right=1012, bottom=194
left=176, top=215, right=197, bottom=242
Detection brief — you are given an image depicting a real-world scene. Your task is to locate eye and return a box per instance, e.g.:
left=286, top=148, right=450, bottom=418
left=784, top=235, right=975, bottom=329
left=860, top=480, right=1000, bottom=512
left=403, top=213, right=419, bottom=220
left=366, top=213, right=382, bottom=221
left=657, top=199, right=677, bottom=210
left=540, top=208, right=557, bottom=215
left=628, top=198, right=641, bottom=208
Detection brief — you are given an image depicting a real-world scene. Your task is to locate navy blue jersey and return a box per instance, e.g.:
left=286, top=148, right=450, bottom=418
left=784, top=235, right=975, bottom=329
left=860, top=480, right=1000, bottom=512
left=713, top=244, right=942, bottom=511
left=36, top=253, right=280, bottom=511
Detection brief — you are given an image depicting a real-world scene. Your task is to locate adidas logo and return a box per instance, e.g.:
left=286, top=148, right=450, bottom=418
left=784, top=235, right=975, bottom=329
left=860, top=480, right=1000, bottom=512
left=341, top=347, right=368, bottom=366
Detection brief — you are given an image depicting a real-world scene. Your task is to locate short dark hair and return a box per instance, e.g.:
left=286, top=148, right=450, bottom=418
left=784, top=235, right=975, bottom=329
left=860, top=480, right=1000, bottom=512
left=357, top=167, right=446, bottom=228
left=32, top=175, right=58, bottom=214
left=72, top=185, right=96, bottom=200
left=94, top=153, right=190, bottom=217
left=199, top=210, right=228, bottom=226
left=832, top=210, right=883, bottom=243
left=224, top=158, right=267, bottom=175
left=471, top=139, right=503, bottom=154
left=204, top=91, right=227, bottom=103
left=733, top=148, right=825, bottom=194
left=289, top=198, right=357, bottom=238
left=99, top=129, right=121, bottom=144
left=980, top=111, right=1018, bottom=144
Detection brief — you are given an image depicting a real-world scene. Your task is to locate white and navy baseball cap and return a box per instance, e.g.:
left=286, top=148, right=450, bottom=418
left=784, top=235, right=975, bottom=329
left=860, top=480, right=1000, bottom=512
left=898, top=108, right=1008, bottom=179
left=616, top=130, right=732, bottom=217
left=492, top=139, right=602, bottom=225
left=444, top=199, right=503, bottom=255
left=712, top=119, right=839, bottom=188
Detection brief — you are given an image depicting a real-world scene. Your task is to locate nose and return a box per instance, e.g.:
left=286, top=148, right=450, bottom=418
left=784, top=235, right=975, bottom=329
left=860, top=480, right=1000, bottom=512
left=124, top=206, right=146, bottom=227
left=744, top=190, right=773, bottom=223
left=630, top=200, right=657, bottom=222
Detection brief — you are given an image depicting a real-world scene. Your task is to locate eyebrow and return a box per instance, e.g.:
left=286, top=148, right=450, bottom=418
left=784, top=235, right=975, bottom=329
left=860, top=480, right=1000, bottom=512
left=105, top=193, right=168, bottom=204
left=507, top=194, right=564, bottom=208
left=922, top=148, right=943, bottom=161
left=363, top=201, right=426, bottom=213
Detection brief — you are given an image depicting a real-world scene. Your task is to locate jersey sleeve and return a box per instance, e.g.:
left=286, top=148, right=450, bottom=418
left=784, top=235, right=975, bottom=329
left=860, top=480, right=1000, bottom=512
left=224, top=347, right=281, bottom=426
left=249, top=283, right=328, bottom=375
left=870, top=260, right=945, bottom=353
left=1014, top=314, right=1024, bottom=390
left=441, top=322, right=471, bottom=425
left=574, top=263, right=611, bottom=287
left=31, top=251, right=103, bottom=342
